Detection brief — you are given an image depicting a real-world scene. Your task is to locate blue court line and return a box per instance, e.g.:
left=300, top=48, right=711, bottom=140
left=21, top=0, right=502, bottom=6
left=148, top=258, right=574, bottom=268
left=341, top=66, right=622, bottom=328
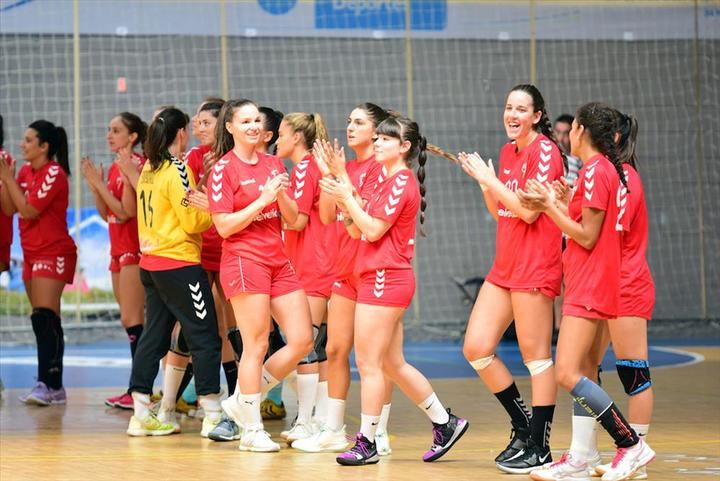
left=0, top=0, right=34, bottom=13
left=0, top=340, right=706, bottom=389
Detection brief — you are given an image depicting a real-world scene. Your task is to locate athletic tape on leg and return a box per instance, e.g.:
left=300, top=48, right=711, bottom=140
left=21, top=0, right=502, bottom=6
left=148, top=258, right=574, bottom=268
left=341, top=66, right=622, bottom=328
left=615, top=359, right=652, bottom=396
left=525, top=358, right=553, bottom=376
left=469, top=354, right=494, bottom=371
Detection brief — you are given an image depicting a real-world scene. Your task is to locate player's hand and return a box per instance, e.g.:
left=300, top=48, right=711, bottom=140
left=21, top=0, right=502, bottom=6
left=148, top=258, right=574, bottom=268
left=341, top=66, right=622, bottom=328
left=187, top=186, right=209, bottom=211
left=80, top=156, right=103, bottom=187
left=0, top=152, right=15, bottom=182
left=319, top=175, right=353, bottom=203
left=117, top=149, right=139, bottom=176
left=459, top=152, right=495, bottom=187
left=312, top=139, right=332, bottom=177
left=259, top=173, right=289, bottom=206
left=519, top=179, right=555, bottom=211
left=552, top=177, right=571, bottom=206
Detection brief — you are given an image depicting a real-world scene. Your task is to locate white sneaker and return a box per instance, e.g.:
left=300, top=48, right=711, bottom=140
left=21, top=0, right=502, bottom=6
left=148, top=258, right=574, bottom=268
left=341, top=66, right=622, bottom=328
left=200, top=412, right=222, bottom=438
left=595, top=462, right=647, bottom=479
left=292, top=424, right=350, bottom=453
left=126, top=413, right=176, bottom=437
left=601, top=440, right=655, bottom=481
left=283, top=420, right=316, bottom=443
left=156, top=408, right=181, bottom=434
left=221, top=395, right=243, bottom=425
left=239, top=427, right=280, bottom=452
left=529, top=452, right=592, bottom=481
left=375, top=429, right=392, bottom=456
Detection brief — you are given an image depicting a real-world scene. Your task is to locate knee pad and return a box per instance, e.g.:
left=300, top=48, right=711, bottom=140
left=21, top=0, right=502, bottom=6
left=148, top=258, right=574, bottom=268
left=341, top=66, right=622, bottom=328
left=616, top=359, right=652, bottom=396
left=469, top=354, right=495, bottom=371
left=170, top=329, right=191, bottom=357
left=227, top=328, right=243, bottom=361
left=298, top=325, right=320, bottom=365
left=597, top=364, right=603, bottom=386
left=31, top=308, right=59, bottom=336
left=267, top=322, right=286, bottom=358
left=525, top=358, right=553, bottom=376
left=315, top=324, right=328, bottom=363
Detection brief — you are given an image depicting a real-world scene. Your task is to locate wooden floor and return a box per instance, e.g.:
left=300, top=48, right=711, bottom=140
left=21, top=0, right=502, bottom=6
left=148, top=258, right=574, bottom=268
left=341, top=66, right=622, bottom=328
left=1, top=347, right=719, bottom=481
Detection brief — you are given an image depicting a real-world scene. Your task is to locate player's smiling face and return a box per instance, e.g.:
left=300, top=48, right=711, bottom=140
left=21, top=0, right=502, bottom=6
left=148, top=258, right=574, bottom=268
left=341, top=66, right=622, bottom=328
left=20, top=128, right=46, bottom=162
left=347, top=108, right=375, bottom=151
left=196, top=111, right=217, bottom=147
left=227, top=104, right=261, bottom=147
left=374, top=134, right=409, bottom=165
left=275, top=120, right=297, bottom=159
left=504, top=90, right=541, bottom=142
left=106, top=116, right=135, bottom=153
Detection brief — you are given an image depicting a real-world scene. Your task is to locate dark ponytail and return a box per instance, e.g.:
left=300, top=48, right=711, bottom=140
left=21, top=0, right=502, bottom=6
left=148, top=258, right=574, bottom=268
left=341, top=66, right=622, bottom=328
left=615, top=110, right=639, bottom=171
left=29, top=120, right=70, bottom=175
left=117, top=112, right=147, bottom=148
left=259, top=106, right=284, bottom=153
left=575, top=102, right=628, bottom=189
left=509, top=84, right=567, bottom=171
left=144, top=107, right=189, bottom=170
left=213, top=99, right=258, bottom=161
left=355, top=102, right=391, bottom=128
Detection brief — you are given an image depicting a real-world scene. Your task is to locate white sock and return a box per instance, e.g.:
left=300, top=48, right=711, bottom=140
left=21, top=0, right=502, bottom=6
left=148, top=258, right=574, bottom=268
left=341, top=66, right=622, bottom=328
left=239, top=392, right=262, bottom=429
left=160, top=364, right=186, bottom=411
left=297, top=373, right=319, bottom=424
left=360, top=413, right=380, bottom=442
left=260, top=367, right=280, bottom=397
left=569, top=415, right=599, bottom=460
left=630, top=423, right=650, bottom=439
left=314, top=380, right=329, bottom=425
left=418, top=392, right=450, bottom=425
left=286, top=369, right=298, bottom=394
left=378, top=403, right=391, bottom=433
left=326, top=398, right=346, bottom=431
left=132, top=392, right=151, bottom=419
left=199, top=393, right=221, bottom=421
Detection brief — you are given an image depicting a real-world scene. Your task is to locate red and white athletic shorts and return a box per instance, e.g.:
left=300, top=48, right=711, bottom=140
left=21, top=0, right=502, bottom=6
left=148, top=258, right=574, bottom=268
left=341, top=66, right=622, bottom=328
left=109, top=251, right=141, bottom=273
left=23, top=252, right=77, bottom=284
left=486, top=278, right=558, bottom=300
left=563, top=302, right=615, bottom=321
left=331, top=274, right=361, bottom=301
left=220, top=255, right=302, bottom=299
left=356, top=268, right=415, bottom=308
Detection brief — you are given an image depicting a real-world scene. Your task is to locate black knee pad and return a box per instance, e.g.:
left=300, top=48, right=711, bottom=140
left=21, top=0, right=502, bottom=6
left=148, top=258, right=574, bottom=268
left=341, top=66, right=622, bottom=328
left=31, top=307, right=58, bottom=335
left=298, top=325, right=320, bottom=366
left=597, top=364, right=603, bottom=386
left=615, top=359, right=652, bottom=396
left=315, top=323, right=328, bottom=363
left=170, top=329, right=191, bottom=357
left=227, top=327, right=243, bottom=361
left=267, top=321, right=286, bottom=358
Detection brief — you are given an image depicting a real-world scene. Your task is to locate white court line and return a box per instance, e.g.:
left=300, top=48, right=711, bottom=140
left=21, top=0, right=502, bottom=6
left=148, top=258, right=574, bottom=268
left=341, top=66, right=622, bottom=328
left=0, top=356, right=131, bottom=368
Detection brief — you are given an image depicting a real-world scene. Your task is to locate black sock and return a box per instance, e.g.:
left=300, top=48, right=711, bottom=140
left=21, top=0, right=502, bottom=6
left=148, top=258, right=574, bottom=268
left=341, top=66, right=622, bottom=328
left=125, top=324, right=144, bottom=359
left=176, top=362, right=193, bottom=402
left=530, top=405, right=555, bottom=448
left=597, top=365, right=603, bottom=386
left=598, top=403, right=639, bottom=448
left=494, top=383, right=531, bottom=429
left=227, top=328, right=243, bottom=361
left=223, top=361, right=238, bottom=395
left=31, top=308, right=64, bottom=390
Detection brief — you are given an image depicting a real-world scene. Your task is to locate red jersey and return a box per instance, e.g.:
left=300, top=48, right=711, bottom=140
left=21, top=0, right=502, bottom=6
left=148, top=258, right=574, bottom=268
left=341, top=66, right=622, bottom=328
left=186, top=144, right=223, bottom=269
left=333, top=157, right=385, bottom=279
left=106, top=152, right=144, bottom=256
left=208, top=150, right=288, bottom=267
left=283, top=154, right=335, bottom=286
left=618, top=164, right=655, bottom=317
left=16, top=160, right=76, bottom=256
left=486, top=134, right=564, bottom=295
left=0, top=150, right=15, bottom=249
left=355, top=168, right=419, bottom=275
left=563, top=154, right=623, bottom=317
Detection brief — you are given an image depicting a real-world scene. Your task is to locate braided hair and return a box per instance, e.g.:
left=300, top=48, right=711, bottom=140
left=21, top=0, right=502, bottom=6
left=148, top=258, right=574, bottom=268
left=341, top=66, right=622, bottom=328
left=509, top=84, right=567, bottom=171
left=613, top=109, right=639, bottom=171
left=575, top=102, right=628, bottom=190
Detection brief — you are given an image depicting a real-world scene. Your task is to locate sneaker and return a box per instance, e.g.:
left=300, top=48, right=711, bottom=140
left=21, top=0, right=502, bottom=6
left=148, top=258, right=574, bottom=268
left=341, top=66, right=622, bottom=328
left=221, top=395, right=243, bottom=425
left=107, top=392, right=133, bottom=410
left=126, top=412, right=176, bottom=436
left=495, top=424, right=530, bottom=463
left=336, top=434, right=380, bottom=466
left=375, top=429, right=392, bottom=456
left=208, top=414, right=242, bottom=442
left=156, top=408, right=181, bottom=434
left=177, top=397, right=199, bottom=417
left=292, top=424, right=350, bottom=453
left=238, top=427, right=280, bottom=452
left=595, top=462, right=647, bottom=480
left=423, top=409, right=469, bottom=462
left=283, top=420, right=316, bottom=443
left=529, top=452, right=595, bottom=481
left=19, top=382, right=66, bottom=406
left=600, top=440, right=655, bottom=481
left=497, top=439, right=552, bottom=474
left=105, top=393, right=123, bottom=408
left=260, top=398, right=286, bottom=420
left=200, top=412, right=222, bottom=438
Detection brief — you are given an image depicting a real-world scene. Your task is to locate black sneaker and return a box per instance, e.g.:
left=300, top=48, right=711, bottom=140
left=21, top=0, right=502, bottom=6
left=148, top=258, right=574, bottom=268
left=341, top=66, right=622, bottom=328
left=336, top=434, right=380, bottom=466
left=496, top=438, right=552, bottom=474
left=423, top=409, right=469, bottom=462
left=494, top=424, right=530, bottom=463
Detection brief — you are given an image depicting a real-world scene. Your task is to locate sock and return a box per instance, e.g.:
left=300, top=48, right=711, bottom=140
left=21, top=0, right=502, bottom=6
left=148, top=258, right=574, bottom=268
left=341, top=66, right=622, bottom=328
left=571, top=376, right=638, bottom=448
left=327, top=398, right=346, bottom=431
left=378, top=403, right=391, bottom=433
left=199, top=393, right=222, bottom=421
left=132, top=392, right=151, bottom=418
left=161, top=364, right=186, bottom=411
left=125, top=324, right=143, bottom=359
left=260, top=366, right=280, bottom=397
left=360, top=414, right=380, bottom=442
left=266, top=382, right=283, bottom=405
left=314, top=380, right=328, bottom=424
left=494, top=382, right=531, bottom=429
left=418, top=392, right=450, bottom=425
left=240, top=392, right=262, bottom=429
left=530, top=405, right=555, bottom=448
left=222, top=361, right=238, bottom=395
left=297, top=372, right=319, bottom=424
left=630, top=423, right=649, bottom=439
left=176, top=362, right=193, bottom=402
left=31, top=308, right=64, bottom=390
left=286, top=370, right=298, bottom=394
left=570, top=399, right=599, bottom=460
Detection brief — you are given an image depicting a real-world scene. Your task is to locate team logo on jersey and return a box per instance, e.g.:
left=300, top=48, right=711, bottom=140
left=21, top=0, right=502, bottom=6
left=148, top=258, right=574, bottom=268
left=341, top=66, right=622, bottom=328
left=358, top=172, right=367, bottom=189
left=240, top=178, right=256, bottom=186
left=56, top=256, right=65, bottom=274
left=188, top=282, right=208, bottom=320
left=37, top=165, right=60, bottom=199
left=521, top=162, right=527, bottom=177
left=384, top=174, right=409, bottom=216
left=373, top=269, right=386, bottom=298
left=503, top=168, right=511, bottom=175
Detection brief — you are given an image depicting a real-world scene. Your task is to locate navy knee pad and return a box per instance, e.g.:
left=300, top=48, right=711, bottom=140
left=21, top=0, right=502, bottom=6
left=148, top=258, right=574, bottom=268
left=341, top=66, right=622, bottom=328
left=615, top=359, right=652, bottom=396
left=298, top=325, right=320, bottom=365
left=314, top=324, right=328, bottom=363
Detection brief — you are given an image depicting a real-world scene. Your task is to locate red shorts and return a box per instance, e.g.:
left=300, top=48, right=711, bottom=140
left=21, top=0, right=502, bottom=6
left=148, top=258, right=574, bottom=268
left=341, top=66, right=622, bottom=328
left=109, top=251, right=141, bottom=273
left=220, top=255, right=302, bottom=299
left=618, top=293, right=655, bottom=320
left=299, top=272, right=332, bottom=299
left=201, top=245, right=222, bottom=273
left=23, top=252, right=77, bottom=284
left=486, top=278, right=558, bottom=299
left=0, top=243, right=9, bottom=270
left=563, top=302, right=614, bottom=321
left=331, top=274, right=360, bottom=301
left=356, top=268, right=415, bottom=308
